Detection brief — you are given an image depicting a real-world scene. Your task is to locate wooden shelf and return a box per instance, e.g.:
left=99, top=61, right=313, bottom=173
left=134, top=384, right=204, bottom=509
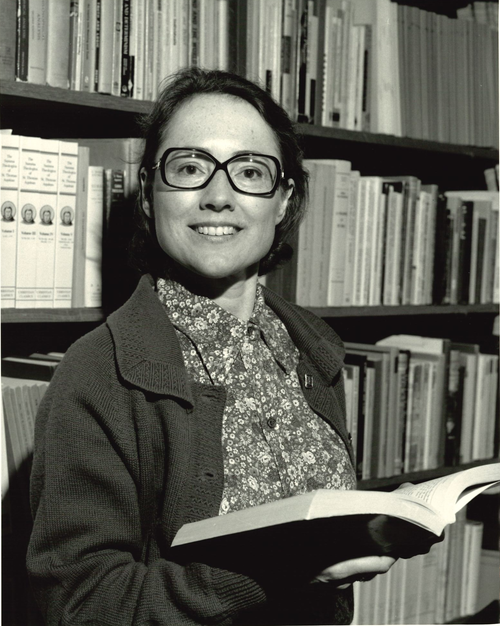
left=0, top=79, right=152, bottom=114
left=1, top=80, right=498, bottom=160
left=1, top=308, right=105, bottom=324
left=307, top=303, right=499, bottom=318
left=359, top=459, right=499, bottom=491
left=1, top=303, right=497, bottom=324
left=297, top=123, right=499, bottom=159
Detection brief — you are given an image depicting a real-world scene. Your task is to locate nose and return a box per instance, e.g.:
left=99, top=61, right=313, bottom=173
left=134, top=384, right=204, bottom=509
left=199, top=169, right=235, bottom=212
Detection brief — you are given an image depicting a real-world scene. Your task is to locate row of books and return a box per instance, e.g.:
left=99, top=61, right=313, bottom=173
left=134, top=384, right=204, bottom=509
left=2, top=1, right=497, bottom=149
left=4, top=0, right=230, bottom=100
left=343, top=335, right=498, bottom=480
left=0, top=133, right=141, bottom=309
left=2, top=372, right=51, bottom=499
left=352, top=509, right=498, bottom=624
left=288, top=0, right=498, bottom=147
left=296, top=158, right=499, bottom=308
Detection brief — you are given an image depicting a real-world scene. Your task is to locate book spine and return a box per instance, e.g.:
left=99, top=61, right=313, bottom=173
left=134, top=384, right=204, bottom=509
left=69, top=0, right=80, bottom=90
left=0, top=0, right=17, bottom=80
left=127, top=0, right=136, bottom=97
left=84, top=166, right=104, bottom=307
left=26, top=0, right=47, bottom=84
left=81, top=0, right=97, bottom=92
left=111, top=0, right=123, bottom=97
left=1, top=133, right=20, bottom=308
left=327, top=161, right=352, bottom=306
left=216, top=0, right=228, bottom=70
left=71, top=145, right=90, bottom=308
left=342, top=169, right=360, bottom=306
left=35, top=139, right=59, bottom=308
left=93, top=0, right=101, bottom=91
left=97, top=0, right=113, bottom=93
left=120, top=0, right=130, bottom=96
left=46, top=0, right=71, bottom=89
left=16, top=135, right=41, bottom=309
left=53, top=141, right=78, bottom=308
left=15, top=0, right=29, bottom=81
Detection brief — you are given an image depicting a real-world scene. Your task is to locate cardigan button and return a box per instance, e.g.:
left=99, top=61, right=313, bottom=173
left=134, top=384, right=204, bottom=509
left=267, top=417, right=277, bottom=429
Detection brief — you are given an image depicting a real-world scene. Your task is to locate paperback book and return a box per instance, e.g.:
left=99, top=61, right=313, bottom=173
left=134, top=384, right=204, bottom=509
left=170, top=464, right=500, bottom=575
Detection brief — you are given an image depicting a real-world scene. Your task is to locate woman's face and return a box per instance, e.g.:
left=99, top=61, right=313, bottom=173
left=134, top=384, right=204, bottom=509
left=142, top=94, right=293, bottom=283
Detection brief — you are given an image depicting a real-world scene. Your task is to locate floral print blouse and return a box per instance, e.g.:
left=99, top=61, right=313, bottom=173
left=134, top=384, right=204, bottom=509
left=157, top=278, right=356, bottom=515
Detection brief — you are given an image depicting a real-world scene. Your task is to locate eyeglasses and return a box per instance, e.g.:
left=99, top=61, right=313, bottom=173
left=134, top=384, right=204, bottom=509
left=151, top=147, right=284, bottom=196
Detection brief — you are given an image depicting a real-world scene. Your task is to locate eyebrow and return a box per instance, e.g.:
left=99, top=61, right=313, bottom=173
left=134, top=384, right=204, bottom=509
left=172, top=147, right=276, bottom=158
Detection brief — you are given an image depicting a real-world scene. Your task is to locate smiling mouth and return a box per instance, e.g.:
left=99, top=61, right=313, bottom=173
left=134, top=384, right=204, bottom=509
left=191, top=225, right=240, bottom=236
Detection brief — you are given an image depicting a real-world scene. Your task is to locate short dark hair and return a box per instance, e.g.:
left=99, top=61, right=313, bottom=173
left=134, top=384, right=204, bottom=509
left=130, top=67, right=309, bottom=277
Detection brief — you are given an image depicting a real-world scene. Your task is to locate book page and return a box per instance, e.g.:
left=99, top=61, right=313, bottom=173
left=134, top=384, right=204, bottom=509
left=395, top=464, right=500, bottom=524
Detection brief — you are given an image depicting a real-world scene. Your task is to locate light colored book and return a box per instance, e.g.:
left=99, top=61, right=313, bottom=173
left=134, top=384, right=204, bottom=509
left=324, top=160, right=352, bottom=306
left=81, top=0, right=97, bottom=92
left=216, top=0, right=229, bottom=70
left=351, top=0, right=401, bottom=136
left=0, top=132, right=20, bottom=308
left=35, top=139, right=59, bottom=308
left=27, top=0, right=47, bottom=84
left=352, top=177, right=369, bottom=305
left=85, top=165, right=104, bottom=307
left=342, top=169, right=360, bottom=306
left=53, top=141, right=78, bottom=308
left=16, top=135, right=41, bottom=308
left=170, top=464, right=500, bottom=570
left=111, top=0, right=124, bottom=97
left=46, top=0, right=71, bottom=88
left=97, top=0, right=113, bottom=94
left=71, top=146, right=90, bottom=308
left=368, top=176, right=384, bottom=306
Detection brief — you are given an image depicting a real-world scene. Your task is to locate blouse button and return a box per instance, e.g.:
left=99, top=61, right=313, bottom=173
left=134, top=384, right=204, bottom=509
left=267, top=417, right=277, bottom=429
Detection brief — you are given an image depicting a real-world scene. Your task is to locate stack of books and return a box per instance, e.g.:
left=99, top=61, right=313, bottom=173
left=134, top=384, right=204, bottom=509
left=295, top=158, right=499, bottom=308
left=0, top=132, right=141, bottom=310
left=343, top=335, right=498, bottom=480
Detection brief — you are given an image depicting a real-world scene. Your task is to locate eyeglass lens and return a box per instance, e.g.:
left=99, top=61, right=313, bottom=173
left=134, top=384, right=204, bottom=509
left=163, top=150, right=278, bottom=193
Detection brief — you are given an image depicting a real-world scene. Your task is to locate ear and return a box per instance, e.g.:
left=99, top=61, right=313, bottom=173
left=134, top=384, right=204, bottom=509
left=139, top=167, right=153, bottom=218
left=275, top=179, right=295, bottom=225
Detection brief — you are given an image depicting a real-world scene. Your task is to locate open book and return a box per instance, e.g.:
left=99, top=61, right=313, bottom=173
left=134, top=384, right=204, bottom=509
left=170, top=464, right=500, bottom=574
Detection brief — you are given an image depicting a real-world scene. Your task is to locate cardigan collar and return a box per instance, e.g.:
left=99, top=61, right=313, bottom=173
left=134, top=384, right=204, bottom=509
left=107, top=274, right=345, bottom=403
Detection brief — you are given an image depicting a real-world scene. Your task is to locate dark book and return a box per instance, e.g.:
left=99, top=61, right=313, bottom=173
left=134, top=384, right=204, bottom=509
left=297, top=1, right=309, bottom=123
left=456, top=201, right=473, bottom=305
left=170, top=464, right=500, bottom=577
left=2, top=357, right=58, bottom=381
left=432, top=194, right=452, bottom=305
left=444, top=348, right=465, bottom=466
left=94, top=0, right=101, bottom=91
left=344, top=352, right=367, bottom=480
left=120, top=0, right=131, bottom=97
left=474, top=214, right=487, bottom=304
left=15, top=0, right=28, bottom=81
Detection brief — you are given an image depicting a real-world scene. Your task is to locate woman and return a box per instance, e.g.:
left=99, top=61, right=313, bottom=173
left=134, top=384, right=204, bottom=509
left=27, top=68, right=400, bottom=625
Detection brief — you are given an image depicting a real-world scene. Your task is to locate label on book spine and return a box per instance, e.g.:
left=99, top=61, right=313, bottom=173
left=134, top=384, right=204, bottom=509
left=16, top=136, right=41, bottom=308
left=1, top=134, right=20, bottom=308
left=35, top=139, right=58, bottom=307
left=53, top=142, right=78, bottom=308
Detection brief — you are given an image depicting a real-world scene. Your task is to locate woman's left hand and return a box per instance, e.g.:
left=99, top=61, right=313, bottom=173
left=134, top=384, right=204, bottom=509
left=311, top=555, right=397, bottom=588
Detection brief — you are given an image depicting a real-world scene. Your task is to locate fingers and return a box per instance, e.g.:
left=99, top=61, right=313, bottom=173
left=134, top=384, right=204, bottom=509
left=313, top=555, right=396, bottom=586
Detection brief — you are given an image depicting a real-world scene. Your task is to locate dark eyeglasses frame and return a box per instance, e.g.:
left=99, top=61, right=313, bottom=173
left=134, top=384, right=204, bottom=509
left=150, top=147, right=285, bottom=197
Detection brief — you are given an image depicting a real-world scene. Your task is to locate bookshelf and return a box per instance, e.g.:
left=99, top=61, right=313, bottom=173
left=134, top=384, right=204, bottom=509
left=1, top=1, right=499, bottom=624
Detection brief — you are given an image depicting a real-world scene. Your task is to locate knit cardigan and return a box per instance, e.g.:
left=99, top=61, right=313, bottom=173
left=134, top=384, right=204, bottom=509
left=27, top=274, right=356, bottom=626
